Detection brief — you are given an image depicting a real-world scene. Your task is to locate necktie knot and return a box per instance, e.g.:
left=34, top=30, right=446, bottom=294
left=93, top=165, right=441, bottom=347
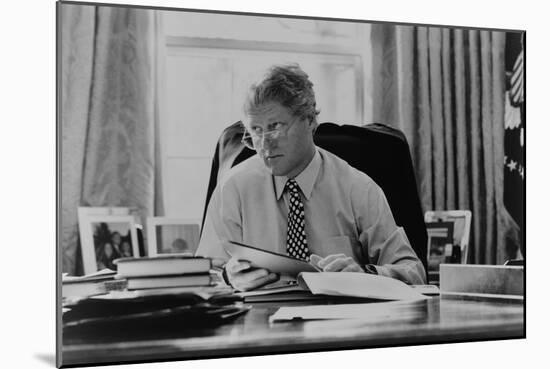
left=285, top=179, right=300, bottom=194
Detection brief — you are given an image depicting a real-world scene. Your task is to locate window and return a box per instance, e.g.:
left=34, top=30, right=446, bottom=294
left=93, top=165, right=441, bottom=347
left=160, top=11, right=372, bottom=220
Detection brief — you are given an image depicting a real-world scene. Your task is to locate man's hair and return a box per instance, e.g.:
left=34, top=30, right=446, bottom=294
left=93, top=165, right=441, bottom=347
left=244, top=64, right=320, bottom=127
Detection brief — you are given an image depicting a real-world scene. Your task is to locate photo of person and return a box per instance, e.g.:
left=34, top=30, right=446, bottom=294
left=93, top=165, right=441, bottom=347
left=96, top=242, right=119, bottom=270
left=110, top=231, right=122, bottom=254
left=171, top=238, right=190, bottom=253
left=155, top=224, right=200, bottom=255
left=92, top=222, right=135, bottom=270
left=119, top=240, right=133, bottom=257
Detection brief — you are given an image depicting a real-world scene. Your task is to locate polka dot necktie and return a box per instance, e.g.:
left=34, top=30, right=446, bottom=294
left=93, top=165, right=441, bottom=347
left=285, top=179, right=310, bottom=261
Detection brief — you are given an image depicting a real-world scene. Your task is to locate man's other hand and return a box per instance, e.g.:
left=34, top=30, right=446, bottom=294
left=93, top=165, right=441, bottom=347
left=224, top=257, right=279, bottom=291
left=310, top=253, right=364, bottom=272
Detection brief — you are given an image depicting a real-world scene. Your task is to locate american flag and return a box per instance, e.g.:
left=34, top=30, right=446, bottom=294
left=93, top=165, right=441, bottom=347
left=503, top=32, right=524, bottom=258
left=509, top=51, right=524, bottom=106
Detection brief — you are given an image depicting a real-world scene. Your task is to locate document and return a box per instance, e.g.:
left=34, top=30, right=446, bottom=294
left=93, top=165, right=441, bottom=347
left=239, top=272, right=429, bottom=303
left=269, top=301, right=421, bottom=322
left=297, top=272, right=429, bottom=300
left=62, top=268, right=116, bottom=282
left=224, top=241, right=430, bottom=302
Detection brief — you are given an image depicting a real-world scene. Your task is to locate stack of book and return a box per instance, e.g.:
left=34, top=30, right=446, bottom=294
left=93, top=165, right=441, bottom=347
left=62, top=256, right=247, bottom=336
left=113, top=255, right=214, bottom=290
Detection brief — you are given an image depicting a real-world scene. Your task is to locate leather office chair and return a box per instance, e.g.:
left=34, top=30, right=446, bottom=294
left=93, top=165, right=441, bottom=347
left=201, top=121, right=428, bottom=273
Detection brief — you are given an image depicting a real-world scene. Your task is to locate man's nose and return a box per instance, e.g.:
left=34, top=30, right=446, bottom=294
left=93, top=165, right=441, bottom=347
left=259, top=133, right=276, bottom=149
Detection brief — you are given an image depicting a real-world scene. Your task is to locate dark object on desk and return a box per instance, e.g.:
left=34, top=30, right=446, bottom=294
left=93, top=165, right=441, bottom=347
left=63, top=291, right=247, bottom=343
left=63, top=290, right=241, bottom=323
left=202, top=122, right=428, bottom=273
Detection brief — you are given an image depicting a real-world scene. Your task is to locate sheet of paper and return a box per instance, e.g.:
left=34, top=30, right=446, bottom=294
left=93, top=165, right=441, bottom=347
left=62, top=268, right=116, bottom=282
left=299, top=272, right=429, bottom=300
left=270, top=301, right=420, bottom=322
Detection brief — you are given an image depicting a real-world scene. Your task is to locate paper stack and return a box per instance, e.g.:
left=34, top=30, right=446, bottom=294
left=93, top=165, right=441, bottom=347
left=62, top=269, right=118, bottom=299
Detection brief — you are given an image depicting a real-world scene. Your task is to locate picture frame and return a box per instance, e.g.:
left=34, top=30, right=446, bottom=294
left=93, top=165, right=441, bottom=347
left=58, top=1, right=526, bottom=368
left=146, top=217, right=201, bottom=256
left=424, top=210, right=472, bottom=264
left=79, top=215, right=140, bottom=274
left=425, top=221, right=454, bottom=284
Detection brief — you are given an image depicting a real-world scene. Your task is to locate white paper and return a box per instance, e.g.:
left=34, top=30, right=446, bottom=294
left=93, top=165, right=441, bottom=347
left=270, top=301, right=419, bottom=322
left=299, top=272, right=428, bottom=300
left=62, top=268, right=116, bottom=282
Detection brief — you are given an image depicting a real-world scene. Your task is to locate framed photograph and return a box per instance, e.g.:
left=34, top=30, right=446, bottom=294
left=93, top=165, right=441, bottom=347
left=58, top=1, right=525, bottom=368
left=425, top=210, right=472, bottom=263
left=426, top=221, right=454, bottom=284
left=79, top=215, right=140, bottom=274
left=146, top=217, right=201, bottom=256
left=77, top=207, right=137, bottom=252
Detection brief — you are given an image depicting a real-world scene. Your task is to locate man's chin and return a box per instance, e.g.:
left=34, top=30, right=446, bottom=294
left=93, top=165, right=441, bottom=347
left=264, top=163, right=287, bottom=177
left=268, top=167, right=283, bottom=176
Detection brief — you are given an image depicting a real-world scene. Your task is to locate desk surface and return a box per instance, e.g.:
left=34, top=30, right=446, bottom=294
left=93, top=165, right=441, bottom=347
left=61, top=295, right=524, bottom=367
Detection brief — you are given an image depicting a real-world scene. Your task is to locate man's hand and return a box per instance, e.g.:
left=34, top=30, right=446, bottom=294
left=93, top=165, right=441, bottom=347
left=224, top=257, right=279, bottom=291
left=310, top=253, right=364, bottom=272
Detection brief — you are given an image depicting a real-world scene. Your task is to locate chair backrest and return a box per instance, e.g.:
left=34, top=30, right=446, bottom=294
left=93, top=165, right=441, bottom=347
left=424, top=210, right=472, bottom=264
left=202, top=121, right=428, bottom=272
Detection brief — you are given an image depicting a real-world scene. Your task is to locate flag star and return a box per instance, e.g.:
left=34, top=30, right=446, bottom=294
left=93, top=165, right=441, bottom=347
left=507, top=160, right=517, bottom=171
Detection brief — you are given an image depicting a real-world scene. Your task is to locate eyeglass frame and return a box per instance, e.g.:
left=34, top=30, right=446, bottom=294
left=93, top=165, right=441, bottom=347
left=240, top=117, right=300, bottom=150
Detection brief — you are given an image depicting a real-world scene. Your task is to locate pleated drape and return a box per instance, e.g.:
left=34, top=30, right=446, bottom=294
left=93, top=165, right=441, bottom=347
left=372, top=24, right=519, bottom=264
left=60, top=4, right=96, bottom=275
left=60, top=4, right=164, bottom=275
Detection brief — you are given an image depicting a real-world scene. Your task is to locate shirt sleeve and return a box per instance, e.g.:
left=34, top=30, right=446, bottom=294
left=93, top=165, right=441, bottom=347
left=352, top=178, right=426, bottom=285
left=196, top=179, right=243, bottom=266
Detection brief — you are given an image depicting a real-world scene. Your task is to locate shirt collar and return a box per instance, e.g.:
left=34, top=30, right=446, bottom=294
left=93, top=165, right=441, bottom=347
left=274, top=149, right=321, bottom=201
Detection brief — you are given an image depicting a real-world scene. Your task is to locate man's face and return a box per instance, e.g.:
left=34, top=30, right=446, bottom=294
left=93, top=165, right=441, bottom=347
left=245, top=101, right=315, bottom=178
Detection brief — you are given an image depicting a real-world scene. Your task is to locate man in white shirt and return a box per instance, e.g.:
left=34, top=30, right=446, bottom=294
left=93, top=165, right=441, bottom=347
left=197, top=64, right=426, bottom=291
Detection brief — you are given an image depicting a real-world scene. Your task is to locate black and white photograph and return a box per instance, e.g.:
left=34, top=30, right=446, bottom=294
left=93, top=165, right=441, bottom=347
left=78, top=214, right=140, bottom=274
left=425, top=210, right=472, bottom=264
left=56, top=0, right=527, bottom=368
left=146, top=217, right=200, bottom=256
left=92, top=222, right=135, bottom=268
left=425, top=221, right=454, bottom=284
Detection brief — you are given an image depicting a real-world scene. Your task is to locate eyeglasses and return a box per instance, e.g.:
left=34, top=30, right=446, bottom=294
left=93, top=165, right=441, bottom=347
left=241, top=120, right=295, bottom=150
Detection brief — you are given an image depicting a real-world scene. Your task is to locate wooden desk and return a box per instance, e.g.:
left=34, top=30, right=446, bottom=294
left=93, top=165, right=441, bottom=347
left=61, top=295, right=524, bottom=367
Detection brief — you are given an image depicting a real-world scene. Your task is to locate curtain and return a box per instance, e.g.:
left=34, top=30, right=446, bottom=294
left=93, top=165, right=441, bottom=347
left=60, top=4, right=164, bottom=275
left=371, top=24, right=520, bottom=264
